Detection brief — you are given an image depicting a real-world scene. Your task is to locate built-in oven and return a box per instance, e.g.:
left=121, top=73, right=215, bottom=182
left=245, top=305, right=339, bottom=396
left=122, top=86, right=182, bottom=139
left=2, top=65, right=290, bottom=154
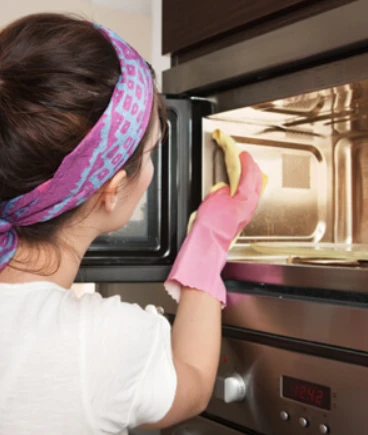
left=100, top=281, right=368, bottom=435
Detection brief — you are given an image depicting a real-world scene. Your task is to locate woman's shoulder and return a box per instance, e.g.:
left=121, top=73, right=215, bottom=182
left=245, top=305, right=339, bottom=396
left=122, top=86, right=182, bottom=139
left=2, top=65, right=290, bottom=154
left=78, top=290, right=170, bottom=343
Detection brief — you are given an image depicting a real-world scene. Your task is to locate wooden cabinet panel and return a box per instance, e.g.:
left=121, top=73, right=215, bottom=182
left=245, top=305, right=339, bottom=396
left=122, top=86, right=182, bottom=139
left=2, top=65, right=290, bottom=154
left=162, top=0, right=311, bottom=55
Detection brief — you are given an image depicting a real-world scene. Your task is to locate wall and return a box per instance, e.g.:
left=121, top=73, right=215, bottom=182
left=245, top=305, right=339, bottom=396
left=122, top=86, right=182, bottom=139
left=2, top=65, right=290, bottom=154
left=0, top=0, right=152, bottom=61
left=151, top=0, right=170, bottom=90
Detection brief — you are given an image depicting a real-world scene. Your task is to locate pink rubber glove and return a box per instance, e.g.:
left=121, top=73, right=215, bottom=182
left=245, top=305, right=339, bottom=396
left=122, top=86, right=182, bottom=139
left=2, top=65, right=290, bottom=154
left=164, top=152, right=263, bottom=306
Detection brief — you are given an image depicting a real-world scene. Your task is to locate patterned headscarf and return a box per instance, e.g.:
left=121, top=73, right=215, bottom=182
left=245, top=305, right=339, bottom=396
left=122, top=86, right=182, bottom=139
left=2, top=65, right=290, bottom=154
left=0, top=24, right=154, bottom=271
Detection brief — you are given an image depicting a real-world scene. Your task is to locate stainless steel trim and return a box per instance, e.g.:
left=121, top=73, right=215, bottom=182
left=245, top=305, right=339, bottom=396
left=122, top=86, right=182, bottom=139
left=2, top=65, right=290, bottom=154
left=76, top=265, right=170, bottom=283
left=222, top=292, right=368, bottom=353
left=99, top=283, right=368, bottom=352
left=213, top=51, right=368, bottom=113
left=223, top=261, right=368, bottom=294
left=163, top=1, right=368, bottom=95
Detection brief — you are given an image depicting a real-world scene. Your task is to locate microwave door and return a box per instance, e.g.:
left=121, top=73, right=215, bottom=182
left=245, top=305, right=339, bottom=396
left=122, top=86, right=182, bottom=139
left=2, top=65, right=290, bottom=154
left=76, top=97, right=212, bottom=283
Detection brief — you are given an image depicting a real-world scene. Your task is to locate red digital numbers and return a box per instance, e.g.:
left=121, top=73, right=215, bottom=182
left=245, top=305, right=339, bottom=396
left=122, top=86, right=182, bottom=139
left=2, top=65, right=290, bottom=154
left=294, top=384, right=323, bottom=405
left=283, top=376, right=330, bottom=410
left=308, top=387, right=315, bottom=402
left=315, top=389, right=324, bottom=405
left=297, top=385, right=306, bottom=400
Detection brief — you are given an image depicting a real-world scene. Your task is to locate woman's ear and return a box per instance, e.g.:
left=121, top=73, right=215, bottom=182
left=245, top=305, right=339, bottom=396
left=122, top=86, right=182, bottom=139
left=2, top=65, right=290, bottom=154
left=101, top=169, right=127, bottom=213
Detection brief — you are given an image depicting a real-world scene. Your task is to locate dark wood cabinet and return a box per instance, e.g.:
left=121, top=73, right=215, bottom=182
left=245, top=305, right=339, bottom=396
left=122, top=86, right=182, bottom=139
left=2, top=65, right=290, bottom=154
left=162, top=0, right=354, bottom=63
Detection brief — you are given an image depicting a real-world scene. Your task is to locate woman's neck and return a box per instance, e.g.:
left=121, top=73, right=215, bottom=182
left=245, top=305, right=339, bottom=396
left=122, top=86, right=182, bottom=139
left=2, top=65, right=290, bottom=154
left=0, top=227, right=96, bottom=288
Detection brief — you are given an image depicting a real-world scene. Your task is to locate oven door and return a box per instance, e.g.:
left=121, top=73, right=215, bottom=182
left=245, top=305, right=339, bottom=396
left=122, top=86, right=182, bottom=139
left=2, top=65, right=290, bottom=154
left=162, top=416, right=247, bottom=435
left=77, top=97, right=212, bottom=283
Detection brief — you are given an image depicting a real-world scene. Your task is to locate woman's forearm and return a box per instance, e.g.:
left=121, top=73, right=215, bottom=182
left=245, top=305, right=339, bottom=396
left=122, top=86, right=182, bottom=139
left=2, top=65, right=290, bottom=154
left=141, top=288, right=222, bottom=429
left=172, top=288, right=221, bottom=407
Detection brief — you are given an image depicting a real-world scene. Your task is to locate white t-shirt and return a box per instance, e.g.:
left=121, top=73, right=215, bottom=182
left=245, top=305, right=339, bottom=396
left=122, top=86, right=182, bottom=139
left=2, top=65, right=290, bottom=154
left=0, top=282, right=177, bottom=435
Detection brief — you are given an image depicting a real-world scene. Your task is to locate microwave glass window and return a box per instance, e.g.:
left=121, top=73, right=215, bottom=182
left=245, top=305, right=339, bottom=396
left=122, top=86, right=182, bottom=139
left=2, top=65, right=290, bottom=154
left=91, top=145, right=162, bottom=251
left=109, top=192, right=148, bottom=239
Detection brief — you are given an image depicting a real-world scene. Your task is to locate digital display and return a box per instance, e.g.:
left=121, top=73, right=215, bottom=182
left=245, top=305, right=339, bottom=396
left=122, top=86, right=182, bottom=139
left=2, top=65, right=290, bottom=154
left=281, top=376, right=331, bottom=410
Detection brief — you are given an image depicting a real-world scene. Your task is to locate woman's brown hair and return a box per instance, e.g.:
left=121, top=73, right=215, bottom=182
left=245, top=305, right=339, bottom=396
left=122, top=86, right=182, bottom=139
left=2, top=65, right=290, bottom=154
left=0, top=13, right=163, bottom=270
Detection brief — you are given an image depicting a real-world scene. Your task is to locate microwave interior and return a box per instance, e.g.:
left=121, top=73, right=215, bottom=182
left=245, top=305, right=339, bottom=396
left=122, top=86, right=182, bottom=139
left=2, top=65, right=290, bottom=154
left=202, top=78, right=368, bottom=265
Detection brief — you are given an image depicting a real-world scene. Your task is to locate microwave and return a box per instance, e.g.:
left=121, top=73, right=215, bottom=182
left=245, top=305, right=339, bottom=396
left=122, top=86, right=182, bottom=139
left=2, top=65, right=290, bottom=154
left=79, top=1, right=368, bottom=292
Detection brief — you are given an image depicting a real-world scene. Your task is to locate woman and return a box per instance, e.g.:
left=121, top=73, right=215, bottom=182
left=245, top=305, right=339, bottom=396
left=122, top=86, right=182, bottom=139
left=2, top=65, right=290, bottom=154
left=0, top=13, right=263, bottom=435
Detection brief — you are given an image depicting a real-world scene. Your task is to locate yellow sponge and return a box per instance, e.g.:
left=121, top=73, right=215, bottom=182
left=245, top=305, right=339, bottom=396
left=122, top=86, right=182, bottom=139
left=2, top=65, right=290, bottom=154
left=212, top=129, right=268, bottom=197
left=187, top=129, right=268, bottom=236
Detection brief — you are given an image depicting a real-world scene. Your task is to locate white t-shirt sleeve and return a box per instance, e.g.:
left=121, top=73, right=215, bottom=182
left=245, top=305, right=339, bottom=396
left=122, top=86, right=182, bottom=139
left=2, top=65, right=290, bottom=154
left=79, top=293, right=177, bottom=434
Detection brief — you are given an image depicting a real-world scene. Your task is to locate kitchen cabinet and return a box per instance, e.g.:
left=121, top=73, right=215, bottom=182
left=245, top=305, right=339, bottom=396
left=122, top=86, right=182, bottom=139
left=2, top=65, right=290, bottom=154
left=162, top=0, right=355, bottom=64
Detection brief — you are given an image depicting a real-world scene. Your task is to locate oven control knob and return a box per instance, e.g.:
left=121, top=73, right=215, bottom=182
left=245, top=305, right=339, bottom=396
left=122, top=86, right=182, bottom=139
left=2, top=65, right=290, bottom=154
left=214, top=373, right=246, bottom=403
left=319, top=424, right=329, bottom=434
